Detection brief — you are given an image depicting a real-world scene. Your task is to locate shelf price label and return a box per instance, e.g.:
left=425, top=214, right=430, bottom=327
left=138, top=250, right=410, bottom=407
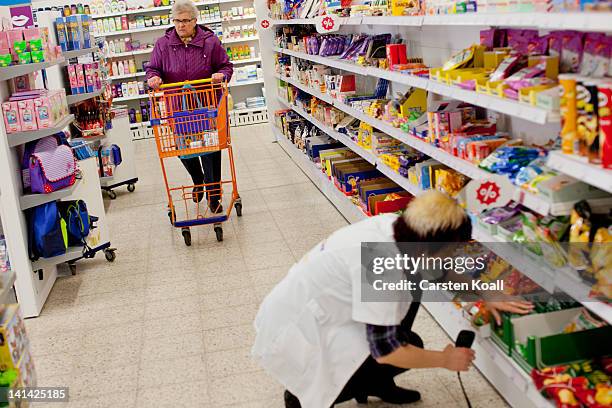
left=316, top=14, right=340, bottom=33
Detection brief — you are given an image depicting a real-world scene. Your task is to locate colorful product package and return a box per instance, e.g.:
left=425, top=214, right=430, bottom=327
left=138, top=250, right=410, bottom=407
left=31, top=50, right=45, bottom=63
left=0, top=53, right=11, bottom=67
left=17, top=52, right=32, bottom=65
left=78, top=15, right=92, bottom=48
left=17, top=99, right=37, bottom=131
left=33, top=96, right=54, bottom=128
left=598, top=83, right=612, bottom=169
left=559, top=74, right=578, bottom=154
left=54, top=17, right=68, bottom=52
left=2, top=101, right=21, bottom=133
left=560, top=31, right=584, bottom=73
left=75, top=64, right=85, bottom=94
left=66, top=16, right=80, bottom=51
left=66, top=64, right=79, bottom=94
left=83, top=63, right=95, bottom=92
left=576, top=79, right=599, bottom=157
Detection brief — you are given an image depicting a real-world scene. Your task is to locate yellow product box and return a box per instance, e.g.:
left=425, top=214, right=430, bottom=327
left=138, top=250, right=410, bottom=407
left=484, top=51, right=509, bottom=70
left=451, top=69, right=489, bottom=86
left=0, top=305, right=29, bottom=373
left=528, top=55, right=559, bottom=80
left=391, top=0, right=421, bottom=15
left=399, top=88, right=427, bottom=118
left=358, top=122, right=374, bottom=150
left=518, top=83, right=557, bottom=106
left=482, top=80, right=509, bottom=98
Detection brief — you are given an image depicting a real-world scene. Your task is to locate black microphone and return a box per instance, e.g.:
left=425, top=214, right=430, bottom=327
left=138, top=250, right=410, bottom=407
left=455, top=330, right=475, bottom=408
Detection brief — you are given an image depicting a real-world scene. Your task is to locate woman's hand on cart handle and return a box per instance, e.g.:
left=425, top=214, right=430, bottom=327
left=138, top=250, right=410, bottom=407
left=212, top=73, right=225, bottom=83
left=148, top=76, right=163, bottom=90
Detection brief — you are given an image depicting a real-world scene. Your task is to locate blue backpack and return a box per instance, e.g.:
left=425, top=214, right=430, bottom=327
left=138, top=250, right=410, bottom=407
left=28, top=201, right=68, bottom=260
left=58, top=200, right=98, bottom=247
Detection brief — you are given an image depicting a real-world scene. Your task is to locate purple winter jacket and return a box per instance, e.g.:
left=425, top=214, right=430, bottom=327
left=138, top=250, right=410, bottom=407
left=145, top=25, right=233, bottom=84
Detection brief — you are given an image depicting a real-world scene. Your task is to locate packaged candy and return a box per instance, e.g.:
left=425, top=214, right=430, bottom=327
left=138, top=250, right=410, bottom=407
left=559, top=74, right=578, bottom=154
left=576, top=79, right=599, bottom=157
left=481, top=205, right=520, bottom=225
left=598, top=83, right=612, bottom=169
left=442, top=46, right=475, bottom=71
left=560, top=31, right=584, bottom=73
left=515, top=157, right=547, bottom=187
left=489, top=55, right=524, bottom=83
left=580, top=33, right=610, bottom=77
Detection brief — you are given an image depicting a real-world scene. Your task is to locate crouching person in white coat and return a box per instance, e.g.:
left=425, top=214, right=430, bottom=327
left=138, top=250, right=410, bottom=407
left=252, top=190, right=530, bottom=407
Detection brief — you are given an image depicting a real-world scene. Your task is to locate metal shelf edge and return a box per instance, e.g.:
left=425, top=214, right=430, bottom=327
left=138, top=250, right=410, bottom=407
left=7, top=115, right=75, bottom=148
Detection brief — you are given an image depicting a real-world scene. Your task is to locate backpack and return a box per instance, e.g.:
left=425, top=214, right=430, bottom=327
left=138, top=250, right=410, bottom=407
left=57, top=200, right=97, bottom=247
left=23, top=135, right=78, bottom=194
left=27, top=201, right=68, bottom=260
left=97, top=144, right=122, bottom=176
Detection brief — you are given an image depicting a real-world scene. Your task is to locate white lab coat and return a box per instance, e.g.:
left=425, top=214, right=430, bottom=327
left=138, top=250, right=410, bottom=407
left=252, top=213, right=413, bottom=408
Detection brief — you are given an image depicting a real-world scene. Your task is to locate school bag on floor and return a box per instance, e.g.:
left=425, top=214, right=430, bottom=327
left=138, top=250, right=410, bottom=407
left=22, top=134, right=78, bottom=194
left=27, top=201, right=69, bottom=260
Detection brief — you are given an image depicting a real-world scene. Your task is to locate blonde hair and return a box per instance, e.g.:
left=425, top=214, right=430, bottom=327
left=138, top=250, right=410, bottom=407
left=172, top=0, right=198, bottom=19
left=402, top=190, right=468, bottom=237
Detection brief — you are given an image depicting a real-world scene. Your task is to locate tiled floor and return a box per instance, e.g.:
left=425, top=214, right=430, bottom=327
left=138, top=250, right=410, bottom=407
left=25, top=124, right=508, bottom=407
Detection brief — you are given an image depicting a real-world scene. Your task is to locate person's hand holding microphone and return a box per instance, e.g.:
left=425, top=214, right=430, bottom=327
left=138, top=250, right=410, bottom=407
left=442, top=344, right=475, bottom=371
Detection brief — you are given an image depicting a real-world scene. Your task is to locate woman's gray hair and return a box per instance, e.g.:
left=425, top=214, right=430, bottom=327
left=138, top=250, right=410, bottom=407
left=172, top=0, right=199, bottom=19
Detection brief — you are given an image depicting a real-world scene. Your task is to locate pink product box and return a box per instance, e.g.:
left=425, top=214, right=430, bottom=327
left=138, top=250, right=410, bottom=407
left=75, top=64, right=86, bottom=94
left=93, top=62, right=101, bottom=90
left=67, top=64, right=79, bottom=94
left=0, top=32, right=9, bottom=50
left=34, top=97, right=54, bottom=128
left=22, top=28, right=41, bottom=42
left=17, top=99, right=37, bottom=131
left=6, top=30, right=24, bottom=46
left=2, top=101, right=21, bottom=133
left=83, top=63, right=95, bottom=93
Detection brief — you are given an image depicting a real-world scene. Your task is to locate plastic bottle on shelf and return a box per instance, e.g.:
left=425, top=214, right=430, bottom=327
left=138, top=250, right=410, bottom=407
left=103, top=40, right=110, bottom=56
left=124, top=37, right=131, bottom=52
left=108, top=39, right=116, bottom=55
left=103, top=18, right=110, bottom=33
left=117, top=60, right=125, bottom=75
left=111, top=61, right=119, bottom=76
left=250, top=46, right=255, bottom=59
left=115, top=16, right=122, bottom=31
left=121, top=15, right=128, bottom=31
left=138, top=81, right=145, bottom=95
left=135, top=109, right=142, bottom=123
left=128, top=59, right=136, bottom=74
left=121, top=82, right=128, bottom=97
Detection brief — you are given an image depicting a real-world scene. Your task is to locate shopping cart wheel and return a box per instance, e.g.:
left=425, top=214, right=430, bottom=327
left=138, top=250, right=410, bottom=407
left=214, top=226, right=223, bottom=242
left=234, top=202, right=242, bottom=217
left=108, top=190, right=117, bottom=200
left=167, top=209, right=173, bottom=225
left=104, top=249, right=116, bottom=262
left=182, top=228, right=192, bottom=246
left=127, top=183, right=136, bottom=193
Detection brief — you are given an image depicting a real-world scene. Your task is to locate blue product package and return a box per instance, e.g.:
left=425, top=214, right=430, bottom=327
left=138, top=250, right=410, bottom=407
left=66, top=16, right=80, bottom=51
left=55, top=17, right=68, bottom=52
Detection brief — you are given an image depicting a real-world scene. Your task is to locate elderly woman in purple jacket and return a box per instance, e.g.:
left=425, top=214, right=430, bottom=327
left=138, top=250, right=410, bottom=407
left=146, top=0, right=233, bottom=212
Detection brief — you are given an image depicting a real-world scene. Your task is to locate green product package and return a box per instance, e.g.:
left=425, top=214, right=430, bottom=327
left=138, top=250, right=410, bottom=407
left=29, top=38, right=43, bottom=51
left=0, top=55, right=12, bottom=67
left=13, top=40, right=27, bottom=54
left=31, top=50, right=45, bottom=63
left=17, top=52, right=32, bottom=64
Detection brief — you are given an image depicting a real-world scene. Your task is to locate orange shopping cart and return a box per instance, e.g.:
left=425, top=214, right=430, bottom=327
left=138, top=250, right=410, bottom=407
left=149, top=78, right=242, bottom=245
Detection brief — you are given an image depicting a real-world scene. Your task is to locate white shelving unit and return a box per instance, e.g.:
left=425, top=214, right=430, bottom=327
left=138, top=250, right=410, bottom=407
left=257, top=5, right=612, bottom=406
left=271, top=12, right=612, bottom=32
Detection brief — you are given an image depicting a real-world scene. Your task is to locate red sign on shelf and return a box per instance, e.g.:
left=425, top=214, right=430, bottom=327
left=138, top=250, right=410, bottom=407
left=260, top=19, right=270, bottom=29
left=316, top=14, right=339, bottom=33
left=462, top=175, right=513, bottom=214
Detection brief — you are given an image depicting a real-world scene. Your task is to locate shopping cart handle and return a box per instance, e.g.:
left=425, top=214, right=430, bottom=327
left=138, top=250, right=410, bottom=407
left=160, top=78, right=220, bottom=89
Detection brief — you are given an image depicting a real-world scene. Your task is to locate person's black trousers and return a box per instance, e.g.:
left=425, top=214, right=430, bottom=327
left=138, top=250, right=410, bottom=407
left=180, top=151, right=222, bottom=205
left=285, top=331, right=424, bottom=407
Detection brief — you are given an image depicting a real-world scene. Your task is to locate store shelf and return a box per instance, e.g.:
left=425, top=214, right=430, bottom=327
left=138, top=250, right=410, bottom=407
left=107, top=48, right=154, bottom=58
left=473, top=226, right=612, bottom=324
left=229, top=78, right=264, bottom=87
left=0, top=57, right=66, bottom=81
left=31, top=246, right=84, bottom=271
left=96, top=18, right=221, bottom=37
left=273, top=47, right=559, bottom=124
left=223, top=36, right=259, bottom=44
left=278, top=95, right=426, bottom=197
left=129, top=121, right=151, bottom=129
left=273, top=16, right=363, bottom=25
left=62, top=47, right=98, bottom=59
left=71, top=134, right=107, bottom=144
left=113, top=94, right=148, bottom=102
left=230, top=56, right=261, bottom=65
left=276, top=74, right=570, bottom=215
left=93, top=1, right=218, bottom=18
left=0, top=271, right=16, bottom=305
left=7, top=115, right=75, bottom=148
left=108, top=72, right=146, bottom=81
left=230, top=106, right=266, bottom=114
left=547, top=151, right=612, bottom=194
left=67, top=89, right=103, bottom=105
left=100, top=176, right=115, bottom=187
left=273, top=127, right=367, bottom=224
left=272, top=12, right=612, bottom=32
left=223, top=15, right=256, bottom=22
left=19, top=179, right=81, bottom=211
